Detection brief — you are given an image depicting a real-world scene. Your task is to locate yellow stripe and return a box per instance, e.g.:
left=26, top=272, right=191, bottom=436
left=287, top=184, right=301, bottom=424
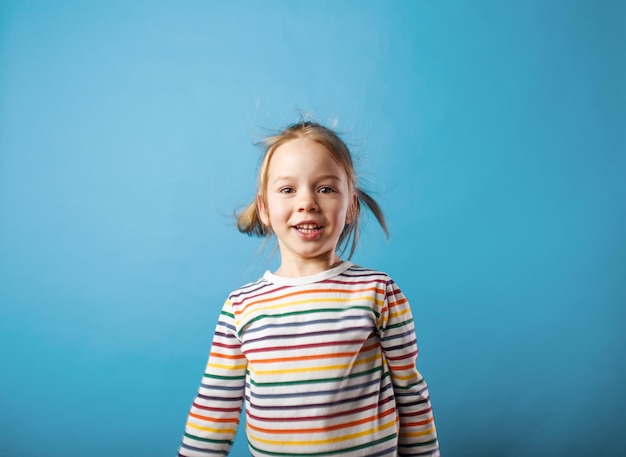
left=392, top=373, right=421, bottom=381
left=250, top=353, right=381, bottom=376
left=400, top=426, right=437, bottom=438
left=207, top=362, right=248, bottom=371
left=187, top=421, right=237, bottom=435
left=389, top=308, right=411, bottom=319
left=239, top=296, right=383, bottom=321
left=248, top=417, right=397, bottom=446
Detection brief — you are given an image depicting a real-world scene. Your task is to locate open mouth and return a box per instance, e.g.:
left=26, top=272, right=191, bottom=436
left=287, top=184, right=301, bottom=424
left=295, top=224, right=322, bottom=233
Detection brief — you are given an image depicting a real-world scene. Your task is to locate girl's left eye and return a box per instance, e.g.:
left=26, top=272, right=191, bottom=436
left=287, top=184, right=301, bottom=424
left=319, top=186, right=335, bottom=194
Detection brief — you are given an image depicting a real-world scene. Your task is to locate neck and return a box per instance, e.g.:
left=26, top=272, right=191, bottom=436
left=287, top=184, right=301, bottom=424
left=275, top=255, right=343, bottom=278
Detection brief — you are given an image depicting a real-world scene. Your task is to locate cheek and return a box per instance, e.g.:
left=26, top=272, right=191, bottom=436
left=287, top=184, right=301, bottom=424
left=264, top=197, right=287, bottom=221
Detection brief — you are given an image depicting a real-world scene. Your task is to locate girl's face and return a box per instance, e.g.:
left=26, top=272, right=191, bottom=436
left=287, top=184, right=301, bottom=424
left=258, top=137, right=356, bottom=276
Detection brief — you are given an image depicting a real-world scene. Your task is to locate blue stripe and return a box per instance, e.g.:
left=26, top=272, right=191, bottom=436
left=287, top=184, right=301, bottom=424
left=243, top=325, right=375, bottom=345
left=179, top=442, right=229, bottom=455
left=243, top=315, right=371, bottom=335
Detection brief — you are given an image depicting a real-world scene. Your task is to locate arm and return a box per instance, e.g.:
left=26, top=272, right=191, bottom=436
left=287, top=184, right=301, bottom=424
left=178, top=300, right=247, bottom=457
left=378, top=279, right=440, bottom=457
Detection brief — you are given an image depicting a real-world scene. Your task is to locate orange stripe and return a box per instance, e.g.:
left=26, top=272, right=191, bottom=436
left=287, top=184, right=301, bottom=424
left=392, top=363, right=415, bottom=370
left=388, top=297, right=408, bottom=307
left=236, top=286, right=384, bottom=315
left=209, top=351, right=246, bottom=360
left=189, top=412, right=239, bottom=423
left=405, top=417, right=434, bottom=427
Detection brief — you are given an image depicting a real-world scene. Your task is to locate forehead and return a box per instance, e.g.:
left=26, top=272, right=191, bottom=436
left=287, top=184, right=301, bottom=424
left=267, top=138, right=346, bottom=177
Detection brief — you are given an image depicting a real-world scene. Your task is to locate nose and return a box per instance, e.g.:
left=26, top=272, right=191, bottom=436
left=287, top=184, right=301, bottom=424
left=298, top=189, right=318, bottom=212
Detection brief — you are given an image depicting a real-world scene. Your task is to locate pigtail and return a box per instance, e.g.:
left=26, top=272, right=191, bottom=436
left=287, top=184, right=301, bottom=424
left=339, top=187, right=389, bottom=260
left=356, top=188, right=388, bottom=237
left=236, top=200, right=271, bottom=236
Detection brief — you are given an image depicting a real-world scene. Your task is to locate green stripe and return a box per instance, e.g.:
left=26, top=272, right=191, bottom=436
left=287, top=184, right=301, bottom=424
left=184, top=432, right=233, bottom=446
left=248, top=365, right=382, bottom=387
left=393, top=378, right=425, bottom=390
left=203, top=373, right=246, bottom=381
left=239, top=306, right=377, bottom=338
left=386, top=317, right=414, bottom=330
left=399, top=437, right=439, bottom=448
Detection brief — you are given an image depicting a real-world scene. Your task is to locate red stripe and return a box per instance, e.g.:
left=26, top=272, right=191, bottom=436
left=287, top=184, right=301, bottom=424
left=192, top=402, right=242, bottom=413
left=245, top=339, right=366, bottom=354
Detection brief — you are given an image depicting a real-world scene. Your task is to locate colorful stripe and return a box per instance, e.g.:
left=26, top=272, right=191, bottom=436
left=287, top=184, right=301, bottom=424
left=178, top=262, right=439, bottom=456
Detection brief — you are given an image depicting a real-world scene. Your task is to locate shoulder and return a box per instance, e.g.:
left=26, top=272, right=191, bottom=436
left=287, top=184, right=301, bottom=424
left=342, top=263, right=394, bottom=284
left=344, top=264, right=407, bottom=295
left=226, top=276, right=274, bottom=304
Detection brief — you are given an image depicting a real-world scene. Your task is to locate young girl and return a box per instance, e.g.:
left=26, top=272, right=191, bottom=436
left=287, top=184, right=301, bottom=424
left=178, top=121, right=440, bottom=456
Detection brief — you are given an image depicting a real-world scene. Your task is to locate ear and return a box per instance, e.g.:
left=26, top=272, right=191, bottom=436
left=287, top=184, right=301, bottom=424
left=257, top=194, right=270, bottom=227
left=345, top=192, right=358, bottom=225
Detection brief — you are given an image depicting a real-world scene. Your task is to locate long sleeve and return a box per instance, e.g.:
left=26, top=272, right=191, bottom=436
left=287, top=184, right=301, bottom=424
left=178, top=300, right=248, bottom=457
left=378, top=279, right=440, bottom=457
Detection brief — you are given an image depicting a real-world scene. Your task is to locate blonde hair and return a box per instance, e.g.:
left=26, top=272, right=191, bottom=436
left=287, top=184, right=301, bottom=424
left=236, top=120, right=388, bottom=259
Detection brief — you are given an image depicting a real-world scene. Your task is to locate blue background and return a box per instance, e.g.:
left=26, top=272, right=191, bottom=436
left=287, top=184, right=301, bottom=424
left=1, top=1, right=624, bottom=456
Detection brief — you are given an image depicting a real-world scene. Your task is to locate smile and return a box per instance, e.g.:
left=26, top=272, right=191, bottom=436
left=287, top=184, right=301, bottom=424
left=295, top=224, right=323, bottom=233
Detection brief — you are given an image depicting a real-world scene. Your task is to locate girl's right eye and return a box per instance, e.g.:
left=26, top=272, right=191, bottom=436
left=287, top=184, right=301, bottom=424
left=279, top=187, right=295, bottom=194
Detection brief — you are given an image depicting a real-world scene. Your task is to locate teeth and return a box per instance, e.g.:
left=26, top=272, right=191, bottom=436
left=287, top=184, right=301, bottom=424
left=296, top=224, right=321, bottom=232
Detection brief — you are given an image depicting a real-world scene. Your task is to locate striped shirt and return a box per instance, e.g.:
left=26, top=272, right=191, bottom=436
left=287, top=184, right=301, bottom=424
left=179, top=262, right=440, bottom=456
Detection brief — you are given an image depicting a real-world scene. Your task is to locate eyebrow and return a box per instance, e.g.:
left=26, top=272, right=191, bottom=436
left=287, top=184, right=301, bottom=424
left=272, top=174, right=343, bottom=183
